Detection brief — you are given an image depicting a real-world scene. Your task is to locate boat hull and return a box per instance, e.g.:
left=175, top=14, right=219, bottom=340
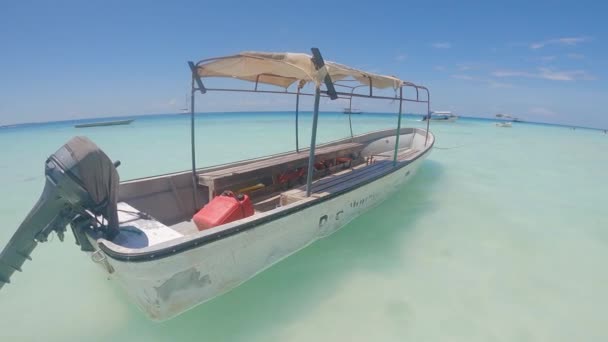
left=430, top=116, right=457, bottom=122
left=93, top=143, right=432, bottom=321
left=74, top=119, right=134, bottom=128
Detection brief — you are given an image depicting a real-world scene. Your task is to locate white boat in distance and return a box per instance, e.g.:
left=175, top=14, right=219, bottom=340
left=424, top=111, right=458, bottom=122
left=495, top=113, right=514, bottom=127
left=74, top=119, right=134, bottom=128
left=178, top=94, right=190, bottom=114
left=0, top=48, right=435, bottom=321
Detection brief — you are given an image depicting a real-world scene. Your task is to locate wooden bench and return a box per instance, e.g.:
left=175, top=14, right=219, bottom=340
left=197, top=142, right=364, bottom=198
left=281, top=148, right=420, bottom=201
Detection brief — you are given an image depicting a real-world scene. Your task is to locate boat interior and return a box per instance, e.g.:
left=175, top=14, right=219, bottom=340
left=92, top=49, right=436, bottom=251
left=110, top=128, right=432, bottom=249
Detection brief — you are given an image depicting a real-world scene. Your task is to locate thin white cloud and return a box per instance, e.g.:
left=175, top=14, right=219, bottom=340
left=530, top=36, right=591, bottom=49
left=431, top=42, right=451, bottom=49
left=566, top=53, right=585, bottom=60
left=168, top=98, right=177, bottom=106
left=558, top=37, right=589, bottom=45
left=487, top=81, right=513, bottom=88
left=459, top=62, right=488, bottom=71
left=492, top=68, right=596, bottom=81
left=395, top=54, right=408, bottom=62
left=539, top=68, right=595, bottom=81
left=451, top=74, right=513, bottom=88
left=434, top=65, right=446, bottom=71
left=451, top=74, right=474, bottom=80
left=491, top=70, right=535, bottom=78
left=538, top=55, right=557, bottom=62
left=529, top=107, right=556, bottom=117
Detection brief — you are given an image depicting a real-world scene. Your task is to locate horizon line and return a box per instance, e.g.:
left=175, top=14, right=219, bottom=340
left=1, top=110, right=605, bottom=131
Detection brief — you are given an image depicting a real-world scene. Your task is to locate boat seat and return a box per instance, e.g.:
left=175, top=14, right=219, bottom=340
left=197, top=142, right=364, bottom=197
left=281, top=160, right=391, bottom=199
left=369, top=147, right=419, bottom=162
left=282, top=148, right=420, bottom=198
left=112, top=202, right=184, bottom=248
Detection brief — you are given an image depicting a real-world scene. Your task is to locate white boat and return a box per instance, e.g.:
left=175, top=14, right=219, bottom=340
left=424, top=111, right=458, bottom=122
left=179, top=94, right=190, bottom=114
left=0, top=49, right=435, bottom=321
left=74, top=119, right=134, bottom=128
left=495, top=114, right=513, bottom=127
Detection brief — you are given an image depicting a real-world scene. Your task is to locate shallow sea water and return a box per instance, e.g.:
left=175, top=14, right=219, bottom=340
left=1, top=113, right=607, bottom=341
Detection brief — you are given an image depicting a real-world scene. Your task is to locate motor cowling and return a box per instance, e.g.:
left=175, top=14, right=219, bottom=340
left=0, top=136, right=119, bottom=289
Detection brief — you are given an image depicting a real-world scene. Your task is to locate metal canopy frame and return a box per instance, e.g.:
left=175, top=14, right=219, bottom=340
left=187, top=48, right=431, bottom=210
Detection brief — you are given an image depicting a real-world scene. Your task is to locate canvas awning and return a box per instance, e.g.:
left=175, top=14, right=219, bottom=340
left=195, top=51, right=404, bottom=90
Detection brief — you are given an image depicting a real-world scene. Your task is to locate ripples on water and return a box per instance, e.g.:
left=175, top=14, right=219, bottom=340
left=1, top=113, right=607, bottom=341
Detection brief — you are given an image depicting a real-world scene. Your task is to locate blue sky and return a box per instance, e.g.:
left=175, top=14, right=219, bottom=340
left=1, top=0, right=607, bottom=128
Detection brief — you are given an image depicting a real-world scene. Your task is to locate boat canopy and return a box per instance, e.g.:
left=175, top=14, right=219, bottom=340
left=186, top=48, right=432, bottom=207
left=196, top=51, right=404, bottom=89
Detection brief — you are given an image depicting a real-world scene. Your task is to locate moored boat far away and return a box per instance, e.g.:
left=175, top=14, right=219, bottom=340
left=179, top=94, right=190, bottom=114
left=343, top=107, right=363, bottom=114
left=495, top=113, right=515, bottom=127
left=0, top=48, right=435, bottom=321
left=423, top=111, right=459, bottom=122
left=74, top=119, right=134, bottom=128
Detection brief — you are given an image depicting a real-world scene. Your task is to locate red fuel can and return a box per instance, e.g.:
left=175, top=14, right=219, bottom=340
left=193, top=192, right=254, bottom=230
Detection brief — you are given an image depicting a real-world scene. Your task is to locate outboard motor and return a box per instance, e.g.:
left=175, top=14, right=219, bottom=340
left=0, top=136, right=120, bottom=289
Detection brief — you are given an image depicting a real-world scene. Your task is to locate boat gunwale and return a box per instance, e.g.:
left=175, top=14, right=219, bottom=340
left=97, top=130, right=434, bottom=262
left=118, top=127, right=413, bottom=184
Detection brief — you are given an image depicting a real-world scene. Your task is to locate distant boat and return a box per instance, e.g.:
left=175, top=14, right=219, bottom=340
left=496, top=113, right=522, bottom=122
left=74, top=119, right=134, bottom=128
left=179, top=94, right=190, bottom=114
left=343, top=107, right=362, bottom=114
left=423, top=111, right=458, bottom=122
left=495, top=113, right=515, bottom=127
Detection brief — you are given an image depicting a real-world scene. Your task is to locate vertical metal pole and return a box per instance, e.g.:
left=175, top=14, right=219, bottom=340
left=295, top=88, right=300, bottom=152
left=190, top=80, right=199, bottom=210
left=424, top=93, right=431, bottom=146
left=187, top=61, right=206, bottom=212
left=305, top=87, right=321, bottom=197
left=393, top=87, right=403, bottom=166
left=348, top=95, right=354, bottom=139
left=305, top=47, right=336, bottom=197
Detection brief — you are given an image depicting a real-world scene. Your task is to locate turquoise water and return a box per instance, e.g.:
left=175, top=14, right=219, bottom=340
left=1, top=113, right=608, bottom=341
